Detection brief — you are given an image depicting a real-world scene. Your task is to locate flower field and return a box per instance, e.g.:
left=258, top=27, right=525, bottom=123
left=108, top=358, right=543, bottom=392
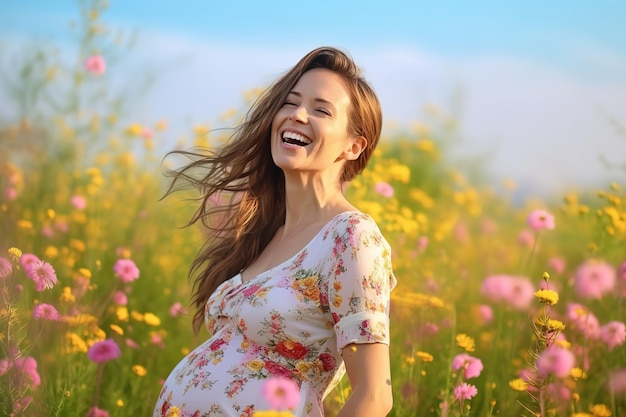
left=1, top=2, right=625, bottom=416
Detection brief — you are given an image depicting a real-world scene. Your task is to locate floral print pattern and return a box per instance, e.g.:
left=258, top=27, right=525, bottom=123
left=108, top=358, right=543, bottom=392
left=154, top=212, right=396, bottom=417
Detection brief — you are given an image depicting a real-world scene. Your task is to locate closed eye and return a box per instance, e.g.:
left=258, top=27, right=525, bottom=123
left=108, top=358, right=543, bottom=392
left=316, top=108, right=332, bottom=116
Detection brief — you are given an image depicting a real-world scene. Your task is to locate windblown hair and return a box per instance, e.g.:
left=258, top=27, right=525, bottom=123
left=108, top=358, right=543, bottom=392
left=163, top=46, right=383, bottom=333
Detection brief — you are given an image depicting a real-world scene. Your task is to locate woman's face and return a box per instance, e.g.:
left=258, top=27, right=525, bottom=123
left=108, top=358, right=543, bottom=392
left=270, top=68, right=363, bottom=184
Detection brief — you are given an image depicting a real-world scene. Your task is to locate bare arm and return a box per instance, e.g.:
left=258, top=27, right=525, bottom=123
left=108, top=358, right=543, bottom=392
left=337, top=343, right=393, bottom=417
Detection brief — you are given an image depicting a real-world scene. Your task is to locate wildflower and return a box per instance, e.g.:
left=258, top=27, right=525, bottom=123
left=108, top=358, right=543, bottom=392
left=566, top=303, right=600, bottom=338
left=527, top=209, right=555, bottom=231
left=85, top=55, right=106, bottom=75
left=25, top=259, right=58, bottom=291
left=113, top=258, right=140, bottom=283
left=536, top=346, right=575, bottom=378
left=549, top=257, right=566, bottom=274
left=169, top=302, right=188, bottom=317
left=143, top=312, right=162, bottom=326
left=109, top=324, right=124, bottom=336
left=87, top=339, right=121, bottom=363
left=455, top=334, right=476, bottom=352
left=589, top=404, right=611, bottom=417
left=545, top=319, right=566, bottom=332
left=8, top=247, right=22, bottom=259
left=86, top=406, right=110, bottom=417
left=14, top=356, right=41, bottom=388
left=509, top=378, right=528, bottom=391
left=262, top=377, right=301, bottom=411
left=570, top=367, right=587, bottom=380
left=599, top=321, right=626, bottom=351
left=476, top=304, right=494, bottom=325
left=374, top=181, right=394, bottom=198
left=534, top=289, right=559, bottom=305
left=112, top=291, right=128, bottom=306
left=60, top=287, right=76, bottom=303
left=416, top=351, right=434, bottom=362
left=517, top=229, right=535, bottom=247
left=451, top=353, right=483, bottom=379
left=20, top=253, right=40, bottom=269
left=481, top=274, right=535, bottom=311
left=453, top=382, right=478, bottom=401
left=574, top=260, right=616, bottom=299
left=131, top=364, right=147, bottom=376
left=0, top=256, right=12, bottom=278
left=165, top=406, right=181, bottom=417
left=32, top=303, right=60, bottom=320
left=71, top=195, right=87, bottom=210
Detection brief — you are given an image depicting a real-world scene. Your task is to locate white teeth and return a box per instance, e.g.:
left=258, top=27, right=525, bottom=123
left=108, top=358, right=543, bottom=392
left=282, top=131, right=312, bottom=145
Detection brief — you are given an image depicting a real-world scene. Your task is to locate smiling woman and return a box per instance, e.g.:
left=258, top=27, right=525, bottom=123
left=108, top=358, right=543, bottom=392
left=156, top=47, right=396, bottom=417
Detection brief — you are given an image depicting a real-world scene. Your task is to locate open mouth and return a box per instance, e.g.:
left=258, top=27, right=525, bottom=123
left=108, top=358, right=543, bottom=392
left=282, top=131, right=312, bottom=147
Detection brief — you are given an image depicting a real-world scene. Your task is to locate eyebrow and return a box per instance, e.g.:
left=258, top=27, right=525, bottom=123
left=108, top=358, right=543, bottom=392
left=287, top=91, right=334, bottom=107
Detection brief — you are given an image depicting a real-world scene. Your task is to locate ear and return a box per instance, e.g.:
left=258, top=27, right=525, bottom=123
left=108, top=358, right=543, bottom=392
left=342, top=135, right=368, bottom=161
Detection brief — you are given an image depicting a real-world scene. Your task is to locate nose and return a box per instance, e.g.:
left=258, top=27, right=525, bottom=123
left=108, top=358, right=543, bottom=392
left=288, top=105, right=308, bottom=123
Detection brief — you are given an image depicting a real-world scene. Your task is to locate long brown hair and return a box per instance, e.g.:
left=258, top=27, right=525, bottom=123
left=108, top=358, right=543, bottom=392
left=163, top=47, right=383, bottom=333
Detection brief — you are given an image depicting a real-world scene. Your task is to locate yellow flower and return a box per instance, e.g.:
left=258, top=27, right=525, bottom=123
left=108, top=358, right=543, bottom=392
left=116, top=306, right=129, bottom=322
left=415, top=351, right=434, bottom=362
left=589, top=404, right=611, bottom=417
left=17, top=219, right=33, bottom=230
left=570, top=367, right=587, bottom=380
left=545, top=319, right=565, bottom=332
left=78, top=268, right=92, bottom=279
left=143, top=312, right=162, bottom=326
left=116, top=399, right=124, bottom=407
left=131, top=365, right=147, bottom=377
left=571, top=414, right=592, bottom=417
left=8, top=247, right=22, bottom=258
left=508, top=378, right=528, bottom=391
left=126, top=123, right=143, bottom=136
left=456, top=334, right=476, bottom=352
left=110, top=324, right=124, bottom=336
left=60, top=287, right=76, bottom=303
left=534, top=289, right=559, bottom=305
left=44, top=245, right=59, bottom=259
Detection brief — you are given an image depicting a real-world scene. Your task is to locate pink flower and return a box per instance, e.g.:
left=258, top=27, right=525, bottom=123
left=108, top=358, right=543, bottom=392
left=169, top=302, right=187, bottom=317
left=453, top=382, right=478, bottom=401
left=87, top=339, right=121, bottom=363
left=25, top=260, right=58, bottom=291
left=4, top=187, right=17, bottom=200
left=0, top=256, right=12, bottom=279
left=536, top=346, right=575, bottom=378
left=112, top=291, right=128, bottom=306
left=451, top=353, right=483, bottom=379
left=33, top=303, right=60, bottom=320
left=481, top=274, right=535, bottom=311
left=599, top=321, right=626, bottom=351
left=566, top=303, right=600, bottom=339
left=517, top=229, right=535, bottom=247
left=262, top=376, right=301, bottom=411
left=85, top=55, right=106, bottom=75
left=86, top=406, right=110, bottom=417
left=574, top=260, right=616, bottom=299
left=71, top=195, right=87, bottom=210
left=549, top=256, right=566, bottom=274
left=113, top=259, right=140, bottom=283
left=374, top=181, right=394, bottom=198
left=14, top=356, right=41, bottom=388
left=607, top=368, right=626, bottom=394
left=126, top=338, right=139, bottom=349
left=527, top=209, right=555, bottom=231
left=476, top=304, right=494, bottom=325
left=19, top=253, right=40, bottom=270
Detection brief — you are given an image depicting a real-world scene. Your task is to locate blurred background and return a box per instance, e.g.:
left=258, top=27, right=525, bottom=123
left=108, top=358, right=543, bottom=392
left=1, top=0, right=626, bottom=196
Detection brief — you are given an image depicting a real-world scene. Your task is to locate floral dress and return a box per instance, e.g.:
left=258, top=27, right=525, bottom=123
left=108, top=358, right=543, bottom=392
left=154, top=211, right=396, bottom=417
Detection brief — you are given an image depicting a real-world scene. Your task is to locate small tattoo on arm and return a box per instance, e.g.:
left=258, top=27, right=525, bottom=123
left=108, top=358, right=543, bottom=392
left=386, top=379, right=391, bottom=386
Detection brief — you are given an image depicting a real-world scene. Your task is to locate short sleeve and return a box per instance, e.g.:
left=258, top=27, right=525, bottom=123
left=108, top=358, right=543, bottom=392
left=320, top=213, right=397, bottom=353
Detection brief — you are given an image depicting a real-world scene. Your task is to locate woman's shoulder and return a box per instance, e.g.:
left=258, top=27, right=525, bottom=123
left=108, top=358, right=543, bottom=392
left=325, top=211, right=388, bottom=243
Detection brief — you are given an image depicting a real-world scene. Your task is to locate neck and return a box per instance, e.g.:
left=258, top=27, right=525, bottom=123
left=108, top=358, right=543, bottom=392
left=281, top=171, right=352, bottom=233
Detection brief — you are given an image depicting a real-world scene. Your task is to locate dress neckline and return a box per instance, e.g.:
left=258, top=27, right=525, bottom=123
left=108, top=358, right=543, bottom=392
left=237, top=210, right=361, bottom=286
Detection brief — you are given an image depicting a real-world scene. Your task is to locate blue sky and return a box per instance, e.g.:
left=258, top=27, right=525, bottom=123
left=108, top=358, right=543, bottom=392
left=2, top=1, right=626, bottom=194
